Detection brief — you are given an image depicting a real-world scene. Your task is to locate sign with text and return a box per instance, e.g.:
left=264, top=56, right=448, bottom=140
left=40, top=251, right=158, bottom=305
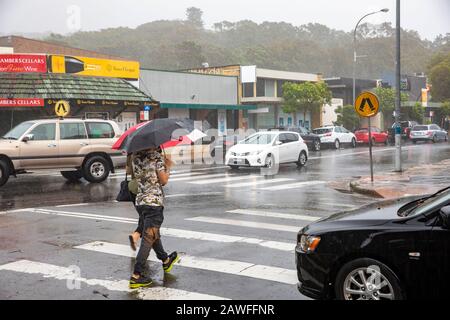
left=0, top=54, right=47, bottom=73
left=0, top=98, right=44, bottom=107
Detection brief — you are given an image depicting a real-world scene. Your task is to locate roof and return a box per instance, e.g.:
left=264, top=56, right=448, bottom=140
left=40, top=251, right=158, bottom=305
left=0, top=73, right=153, bottom=102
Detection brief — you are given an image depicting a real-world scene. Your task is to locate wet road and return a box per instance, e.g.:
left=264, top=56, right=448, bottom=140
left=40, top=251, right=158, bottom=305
left=0, top=142, right=449, bottom=299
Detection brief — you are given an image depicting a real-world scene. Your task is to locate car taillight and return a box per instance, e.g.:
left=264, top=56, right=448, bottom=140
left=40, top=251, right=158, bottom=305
left=325, top=132, right=332, bottom=137
left=427, top=131, right=433, bottom=136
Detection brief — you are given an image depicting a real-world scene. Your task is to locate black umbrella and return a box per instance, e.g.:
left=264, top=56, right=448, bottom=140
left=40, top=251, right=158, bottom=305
left=123, top=118, right=196, bottom=153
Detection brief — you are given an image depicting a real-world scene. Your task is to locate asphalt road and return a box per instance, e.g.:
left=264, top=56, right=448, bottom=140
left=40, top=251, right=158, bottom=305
left=0, top=142, right=449, bottom=300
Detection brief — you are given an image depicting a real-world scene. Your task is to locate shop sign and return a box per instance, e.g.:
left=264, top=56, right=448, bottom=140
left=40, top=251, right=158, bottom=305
left=0, top=98, right=44, bottom=107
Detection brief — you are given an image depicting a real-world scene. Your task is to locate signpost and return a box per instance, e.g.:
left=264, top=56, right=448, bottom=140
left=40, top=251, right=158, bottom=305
left=355, top=91, right=380, bottom=182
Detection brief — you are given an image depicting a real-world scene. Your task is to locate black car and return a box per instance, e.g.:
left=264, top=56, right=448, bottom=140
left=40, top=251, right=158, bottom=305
left=296, top=186, right=450, bottom=300
left=269, top=127, right=321, bottom=151
left=387, top=120, right=419, bottom=144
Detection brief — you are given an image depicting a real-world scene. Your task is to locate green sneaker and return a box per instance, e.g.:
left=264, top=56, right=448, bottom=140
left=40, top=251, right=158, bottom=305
left=129, top=275, right=152, bottom=289
left=163, top=252, right=180, bottom=273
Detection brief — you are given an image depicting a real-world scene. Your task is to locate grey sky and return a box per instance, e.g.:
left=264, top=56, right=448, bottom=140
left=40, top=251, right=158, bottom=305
left=0, top=0, right=449, bottom=40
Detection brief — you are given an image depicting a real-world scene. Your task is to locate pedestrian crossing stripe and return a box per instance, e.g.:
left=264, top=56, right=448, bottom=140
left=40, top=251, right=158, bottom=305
left=75, top=241, right=298, bottom=285
left=224, top=178, right=294, bottom=188
left=170, top=173, right=226, bottom=182
left=24, top=208, right=295, bottom=251
left=0, top=260, right=229, bottom=300
left=226, top=209, right=320, bottom=221
left=186, top=216, right=302, bottom=233
left=258, top=180, right=326, bottom=191
left=189, top=175, right=264, bottom=185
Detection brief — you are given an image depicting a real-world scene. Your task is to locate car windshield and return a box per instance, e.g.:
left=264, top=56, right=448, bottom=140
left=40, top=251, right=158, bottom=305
left=242, top=133, right=276, bottom=145
left=405, top=187, right=450, bottom=217
left=2, top=122, right=35, bottom=140
left=313, top=128, right=332, bottom=134
left=412, top=126, right=428, bottom=131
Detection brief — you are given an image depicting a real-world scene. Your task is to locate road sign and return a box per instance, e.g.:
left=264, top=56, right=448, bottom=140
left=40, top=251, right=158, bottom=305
left=144, top=105, right=152, bottom=111
left=354, top=92, right=379, bottom=118
left=55, top=100, right=70, bottom=117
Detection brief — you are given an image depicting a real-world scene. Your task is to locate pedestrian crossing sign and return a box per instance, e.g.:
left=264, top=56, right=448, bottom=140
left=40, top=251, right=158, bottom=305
left=55, top=100, right=70, bottom=117
left=354, top=92, right=379, bottom=117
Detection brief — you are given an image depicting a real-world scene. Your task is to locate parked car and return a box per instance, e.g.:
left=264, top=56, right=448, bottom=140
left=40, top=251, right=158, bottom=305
left=410, top=124, right=448, bottom=144
left=312, top=126, right=356, bottom=149
left=296, top=186, right=450, bottom=300
left=225, top=131, right=308, bottom=169
left=354, top=127, right=389, bottom=145
left=0, top=118, right=126, bottom=187
left=269, top=127, right=321, bottom=151
left=388, top=120, right=419, bottom=144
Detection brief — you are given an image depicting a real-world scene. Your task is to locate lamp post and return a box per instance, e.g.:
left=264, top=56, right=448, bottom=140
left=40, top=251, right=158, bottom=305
left=352, top=8, right=389, bottom=106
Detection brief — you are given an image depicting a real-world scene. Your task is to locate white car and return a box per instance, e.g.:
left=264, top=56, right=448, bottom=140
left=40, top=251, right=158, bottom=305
left=312, top=126, right=357, bottom=149
left=410, top=124, right=448, bottom=143
left=225, top=131, right=308, bottom=169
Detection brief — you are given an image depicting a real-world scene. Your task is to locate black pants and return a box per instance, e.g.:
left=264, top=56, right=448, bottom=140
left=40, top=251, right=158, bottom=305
left=133, top=205, right=168, bottom=276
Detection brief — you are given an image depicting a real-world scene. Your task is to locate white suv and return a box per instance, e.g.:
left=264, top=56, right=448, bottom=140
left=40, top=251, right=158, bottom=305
left=225, top=131, right=308, bottom=169
left=0, top=118, right=126, bottom=187
left=312, top=126, right=357, bottom=149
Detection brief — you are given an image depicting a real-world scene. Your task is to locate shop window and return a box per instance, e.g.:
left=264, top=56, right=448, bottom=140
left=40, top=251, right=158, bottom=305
left=287, top=117, right=292, bottom=126
left=304, top=121, right=310, bottom=130
left=279, top=117, right=284, bottom=127
left=299, top=120, right=303, bottom=127
left=265, top=79, right=275, bottom=97
left=256, top=79, right=265, bottom=97
left=277, top=80, right=284, bottom=97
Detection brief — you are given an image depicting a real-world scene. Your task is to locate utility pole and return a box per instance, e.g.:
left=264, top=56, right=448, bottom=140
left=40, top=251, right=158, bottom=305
left=394, top=0, right=402, bottom=171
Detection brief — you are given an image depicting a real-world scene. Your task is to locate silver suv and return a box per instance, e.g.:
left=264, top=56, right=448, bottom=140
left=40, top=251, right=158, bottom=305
left=0, top=118, right=126, bottom=187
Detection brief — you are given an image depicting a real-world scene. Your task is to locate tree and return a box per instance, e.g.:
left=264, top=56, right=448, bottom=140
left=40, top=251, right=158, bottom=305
left=428, top=52, right=450, bottom=102
left=186, top=7, right=204, bottom=29
left=374, top=87, right=408, bottom=128
left=335, top=105, right=361, bottom=131
left=436, top=101, right=450, bottom=129
left=174, top=41, right=205, bottom=69
left=282, top=82, right=332, bottom=125
left=404, top=102, right=425, bottom=123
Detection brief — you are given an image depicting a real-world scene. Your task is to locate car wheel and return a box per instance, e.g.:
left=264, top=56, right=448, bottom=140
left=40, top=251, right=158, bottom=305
left=313, top=140, right=321, bottom=151
left=229, top=165, right=239, bottom=170
left=412, top=140, right=417, bottom=144
left=61, top=170, right=83, bottom=182
left=351, top=138, right=357, bottom=148
left=265, top=154, right=274, bottom=169
left=371, top=138, right=376, bottom=147
left=432, top=135, right=437, bottom=143
left=82, top=156, right=110, bottom=183
left=296, top=151, right=307, bottom=167
left=445, top=135, right=448, bottom=142
left=334, top=139, right=340, bottom=150
left=384, top=138, right=389, bottom=146
left=335, top=258, right=404, bottom=300
left=0, top=159, right=10, bottom=187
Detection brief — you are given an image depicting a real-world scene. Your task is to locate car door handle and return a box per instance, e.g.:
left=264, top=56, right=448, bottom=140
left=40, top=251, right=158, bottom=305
left=80, top=142, right=89, bottom=146
left=48, top=144, right=57, bottom=148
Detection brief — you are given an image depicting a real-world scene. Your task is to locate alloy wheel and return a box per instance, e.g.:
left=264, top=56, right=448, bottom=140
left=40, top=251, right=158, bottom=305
left=265, top=155, right=273, bottom=169
left=90, top=162, right=106, bottom=178
left=314, top=141, right=321, bottom=151
left=343, top=267, right=395, bottom=300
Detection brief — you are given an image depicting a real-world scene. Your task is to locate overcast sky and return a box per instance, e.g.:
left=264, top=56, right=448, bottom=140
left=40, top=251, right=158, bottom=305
left=1, top=0, right=449, bottom=40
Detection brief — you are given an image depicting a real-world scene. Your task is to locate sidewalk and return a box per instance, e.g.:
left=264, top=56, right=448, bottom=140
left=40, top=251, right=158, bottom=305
left=330, top=159, right=450, bottom=199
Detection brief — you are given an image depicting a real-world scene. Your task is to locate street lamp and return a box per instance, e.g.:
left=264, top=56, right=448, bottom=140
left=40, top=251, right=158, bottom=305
left=352, top=8, right=389, bottom=106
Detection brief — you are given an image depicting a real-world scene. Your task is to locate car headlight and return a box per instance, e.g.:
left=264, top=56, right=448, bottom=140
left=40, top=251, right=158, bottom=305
left=299, top=234, right=321, bottom=252
left=247, top=150, right=262, bottom=156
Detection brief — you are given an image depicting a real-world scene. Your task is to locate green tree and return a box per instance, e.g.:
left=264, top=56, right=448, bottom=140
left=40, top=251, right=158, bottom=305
left=335, top=105, right=361, bottom=131
left=174, top=41, right=205, bottom=69
left=374, top=87, right=408, bottom=128
left=281, top=82, right=332, bottom=125
left=186, top=7, right=204, bottom=29
left=428, top=52, right=450, bottom=102
left=403, top=102, right=425, bottom=123
left=436, top=101, right=450, bottom=129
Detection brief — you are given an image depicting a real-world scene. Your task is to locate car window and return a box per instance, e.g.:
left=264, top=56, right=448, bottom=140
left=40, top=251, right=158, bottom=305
left=409, top=189, right=450, bottom=217
left=242, top=133, right=275, bottom=145
left=286, top=133, right=299, bottom=142
left=2, top=122, right=35, bottom=140
left=334, top=127, right=341, bottom=133
left=371, top=127, right=380, bottom=133
left=28, top=123, right=56, bottom=141
left=86, top=122, right=115, bottom=139
left=60, top=123, right=87, bottom=140
left=431, top=125, right=440, bottom=130
left=312, top=128, right=332, bottom=134
left=412, top=125, right=428, bottom=131
left=341, top=127, right=349, bottom=133
left=278, top=133, right=288, bottom=143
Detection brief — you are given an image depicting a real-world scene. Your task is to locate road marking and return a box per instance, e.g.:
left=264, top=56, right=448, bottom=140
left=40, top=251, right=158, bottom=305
left=56, top=203, right=90, bottom=208
left=309, top=144, right=422, bottom=160
left=171, top=166, right=229, bottom=174
left=166, top=192, right=223, bottom=198
left=112, top=172, right=205, bottom=179
left=76, top=241, right=298, bottom=285
left=227, top=209, right=320, bottom=222
left=170, top=173, right=227, bottom=182
left=186, top=216, right=301, bottom=233
left=0, top=260, right=228, bottom=300
left=315, top=202, right=357, bottom=209
left=189, top=175, right=264, bottom=185
left=225, top=178, right=294, bottom=188
left=24, top=209, right=294, bottom=251
left=258, top=180, right=326, bottom=191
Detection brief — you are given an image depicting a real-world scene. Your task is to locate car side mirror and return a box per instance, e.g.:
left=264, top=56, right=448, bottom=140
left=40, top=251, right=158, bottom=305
left=275, top=141, right=283, bottom=146
left=440, top=206, right=450, bottom=229
left=22, top=134, right=34, bottom=142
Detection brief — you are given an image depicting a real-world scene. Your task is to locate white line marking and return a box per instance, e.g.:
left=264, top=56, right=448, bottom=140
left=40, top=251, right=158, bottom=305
left=24, top=209, right=294, bottom=251
left=258, top=180, right=326, bottom=191
left=227, top=209, right=320, bottom=222
left=187, top=216, right=301, bottom=233
left=170, top=173, right=227, bottom=182
left=225, top=178, right=294, bottom=188
left=166, top=192, right=223, bottom=198
left=0, top=260, right=228, bottom=300
left=75, top=241, right=298, bottom=285
left=56, top=203, right=90, bottom=208
left=190, top=175, right=264, bottom=185
left=171, top=166, right=229, bottom=174
left=316, top=202, right=357, bottom=209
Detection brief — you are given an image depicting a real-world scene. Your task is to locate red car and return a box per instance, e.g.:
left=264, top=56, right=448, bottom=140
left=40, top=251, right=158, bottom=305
left=354, top=127, right=388, bottom=145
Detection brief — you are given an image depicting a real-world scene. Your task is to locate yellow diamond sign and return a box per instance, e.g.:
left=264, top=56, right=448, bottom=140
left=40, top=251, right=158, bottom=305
left=354, top=92, right=380, bottom=117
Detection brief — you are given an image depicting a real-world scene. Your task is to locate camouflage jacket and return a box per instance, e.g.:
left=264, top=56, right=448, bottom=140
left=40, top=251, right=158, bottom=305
left=132, top=150, right=166, bottom=207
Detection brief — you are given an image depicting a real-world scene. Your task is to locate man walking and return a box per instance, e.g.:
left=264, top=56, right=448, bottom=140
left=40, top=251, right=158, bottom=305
left=129, top=147, right=179, bottom=289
